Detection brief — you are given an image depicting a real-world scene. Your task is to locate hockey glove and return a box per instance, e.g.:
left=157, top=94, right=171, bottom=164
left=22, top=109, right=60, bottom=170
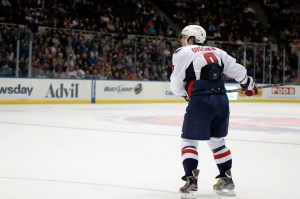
left=183, top=95, right=190, bottom=101
left=240, top=76, right=258, bottom=96
left=182, top=92, right=190, bottom=101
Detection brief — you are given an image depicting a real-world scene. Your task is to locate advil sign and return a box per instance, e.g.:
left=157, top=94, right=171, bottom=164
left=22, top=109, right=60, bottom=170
left=45, top=83, right=79, bottom=98
left=272, top=87, right=295, bottom=95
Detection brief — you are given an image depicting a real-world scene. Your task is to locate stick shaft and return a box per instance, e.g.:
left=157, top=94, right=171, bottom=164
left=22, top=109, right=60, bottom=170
left=226, top=82, right=300, bottom=93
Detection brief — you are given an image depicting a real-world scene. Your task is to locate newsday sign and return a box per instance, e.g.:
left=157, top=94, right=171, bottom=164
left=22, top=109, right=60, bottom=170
left=0, top=78, right=299, bottom=104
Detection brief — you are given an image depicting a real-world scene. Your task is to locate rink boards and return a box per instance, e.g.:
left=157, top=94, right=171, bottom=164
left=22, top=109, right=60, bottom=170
left=0, top=78, right=299, bottom=104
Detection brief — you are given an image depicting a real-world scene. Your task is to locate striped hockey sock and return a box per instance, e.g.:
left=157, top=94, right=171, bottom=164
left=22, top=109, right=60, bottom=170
left=181, top=145, right=198, bottom=177
left=212, top=145, right=232, bottom=177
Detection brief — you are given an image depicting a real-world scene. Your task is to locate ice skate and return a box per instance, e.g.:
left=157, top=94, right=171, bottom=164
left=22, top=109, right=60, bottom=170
left=180, top=169, right=199, bottom=199
left=213, top=170, right=236, bottom=196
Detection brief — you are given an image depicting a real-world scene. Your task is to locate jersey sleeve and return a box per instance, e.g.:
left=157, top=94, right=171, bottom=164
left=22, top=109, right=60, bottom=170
left=220, top=50, right=247, bottom=82
left=170, top=48, right=188, bottom=96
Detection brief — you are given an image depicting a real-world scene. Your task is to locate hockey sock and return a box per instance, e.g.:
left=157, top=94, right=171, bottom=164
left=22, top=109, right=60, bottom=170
left=207, top=137, right=232, bottom=177
left=181, top=139, right=199, bottom=177
left=212, top=145, right=232, bottom=177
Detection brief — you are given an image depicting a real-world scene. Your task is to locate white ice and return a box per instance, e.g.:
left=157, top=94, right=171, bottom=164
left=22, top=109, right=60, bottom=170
left=0, top=102, right=299, bottom=199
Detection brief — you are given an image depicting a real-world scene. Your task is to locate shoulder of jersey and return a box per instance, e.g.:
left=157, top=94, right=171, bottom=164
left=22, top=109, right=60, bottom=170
left=174, top=47, right=183, bottom=54
left=174, top=46, right=192, bottom=54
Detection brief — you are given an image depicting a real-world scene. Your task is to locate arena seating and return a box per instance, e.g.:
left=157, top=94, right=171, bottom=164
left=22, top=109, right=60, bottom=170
left=0, top=0, right=299, bottom=83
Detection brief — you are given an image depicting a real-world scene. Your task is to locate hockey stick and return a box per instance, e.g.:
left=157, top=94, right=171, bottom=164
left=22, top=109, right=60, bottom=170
left=226, top=82, right=300, bottom=93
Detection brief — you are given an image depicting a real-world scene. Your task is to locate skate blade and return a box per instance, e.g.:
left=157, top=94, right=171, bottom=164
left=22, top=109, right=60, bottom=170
left=181, top=191, right=197, bottom=199
left=215, top=189, right=236, bottom=196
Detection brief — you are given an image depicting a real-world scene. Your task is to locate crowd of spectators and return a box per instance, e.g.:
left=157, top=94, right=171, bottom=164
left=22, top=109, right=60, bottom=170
left=257, top=0, right=299, bottom=83
left=0, top=0, right=299, bottom=83
left=214, top=41, right=299, bottom=84
left=156, top=0, right=267, bottom=43
left=0, top=0, right=176, bottom=37
left=0, top=25, right=175, bottom=80
left=263, top=0, right=300, bottom=47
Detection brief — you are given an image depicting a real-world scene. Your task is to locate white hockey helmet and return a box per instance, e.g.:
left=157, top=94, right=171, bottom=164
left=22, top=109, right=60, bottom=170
left=181, top=25, right=206, bottom=44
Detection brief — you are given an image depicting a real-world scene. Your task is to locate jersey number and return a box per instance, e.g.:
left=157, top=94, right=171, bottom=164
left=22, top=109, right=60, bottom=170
left=204, top=53, right=218, bottom=63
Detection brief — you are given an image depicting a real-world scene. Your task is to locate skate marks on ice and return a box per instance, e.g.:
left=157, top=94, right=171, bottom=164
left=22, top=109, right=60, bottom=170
left=127, top=115, right=300, bottom=133
left=0, top=103, right=299, bottom=199
left=0, top=176, right=223, bottom=199
left=0, top=176, right=259, bottom=199
left=1, top=120, right=299, bottom=147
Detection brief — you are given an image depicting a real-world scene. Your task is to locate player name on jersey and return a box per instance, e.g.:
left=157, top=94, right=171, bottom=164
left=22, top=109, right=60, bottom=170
left=191, top=47, right=217, bottom=53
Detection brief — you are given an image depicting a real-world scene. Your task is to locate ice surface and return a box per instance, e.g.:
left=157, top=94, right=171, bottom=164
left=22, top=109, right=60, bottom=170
left=0, top=102, right=299, bottom=199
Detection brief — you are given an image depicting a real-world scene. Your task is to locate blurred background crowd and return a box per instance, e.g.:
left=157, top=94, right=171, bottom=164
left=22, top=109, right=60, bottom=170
left=0, top=0, right=299, bottom=83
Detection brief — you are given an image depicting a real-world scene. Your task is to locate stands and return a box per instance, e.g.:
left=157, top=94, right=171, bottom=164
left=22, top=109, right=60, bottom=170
left=0, top=0, right=299, bottom=83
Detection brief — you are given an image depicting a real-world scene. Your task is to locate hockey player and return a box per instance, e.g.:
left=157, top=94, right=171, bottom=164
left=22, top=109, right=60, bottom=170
left=170, top=25, right=258, bottom=198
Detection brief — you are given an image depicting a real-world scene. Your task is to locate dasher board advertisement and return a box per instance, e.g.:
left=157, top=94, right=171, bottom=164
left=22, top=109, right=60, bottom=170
left=96, top=80, right=181, bottom=101
left=0, top=78, right=91, bottom=103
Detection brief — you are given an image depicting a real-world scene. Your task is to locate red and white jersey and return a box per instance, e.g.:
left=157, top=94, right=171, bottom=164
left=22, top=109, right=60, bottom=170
left=170, top=45, right=247, bottom=96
